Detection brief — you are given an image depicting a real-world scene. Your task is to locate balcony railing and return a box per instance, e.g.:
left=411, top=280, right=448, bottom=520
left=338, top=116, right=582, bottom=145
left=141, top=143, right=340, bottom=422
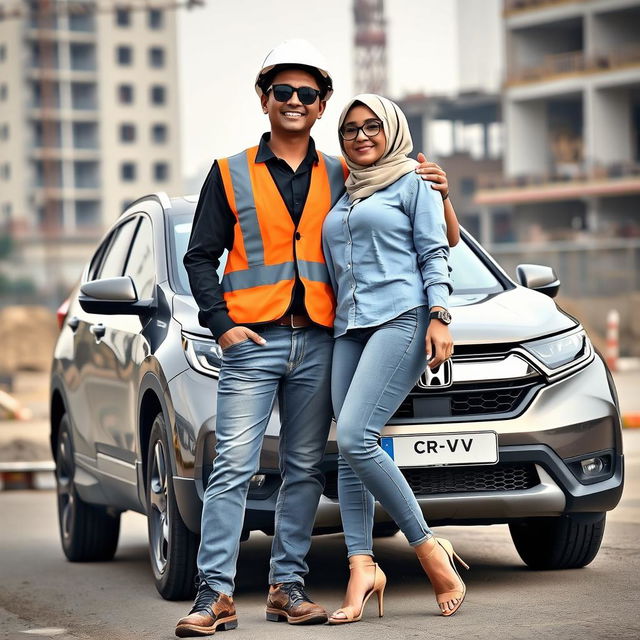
left=477, top=162, right=640, bottom=191
left=503, top=0, right=584, bottom=16
left=506, top=45, right=640, bottom=86
left=592, top=45, right=640, bottom=73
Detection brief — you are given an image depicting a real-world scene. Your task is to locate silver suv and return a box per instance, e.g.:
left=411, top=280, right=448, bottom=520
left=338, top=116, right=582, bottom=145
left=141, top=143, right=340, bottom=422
left=50, top=192, right=623, bottom=600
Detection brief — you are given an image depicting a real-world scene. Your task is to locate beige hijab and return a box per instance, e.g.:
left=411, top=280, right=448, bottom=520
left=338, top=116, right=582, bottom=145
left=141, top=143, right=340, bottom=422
left=339, top=94, right=418, bottom=202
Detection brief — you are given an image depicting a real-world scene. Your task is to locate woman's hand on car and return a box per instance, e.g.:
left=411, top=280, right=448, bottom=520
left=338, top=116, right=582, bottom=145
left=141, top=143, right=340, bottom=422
left=425, top=317, right=454, bottom=369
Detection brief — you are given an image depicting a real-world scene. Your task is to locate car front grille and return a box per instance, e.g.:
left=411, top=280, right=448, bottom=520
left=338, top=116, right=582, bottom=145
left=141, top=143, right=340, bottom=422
left=393, top=379, right=543, bottom=420
left=323, top=463, right=539, bottom=500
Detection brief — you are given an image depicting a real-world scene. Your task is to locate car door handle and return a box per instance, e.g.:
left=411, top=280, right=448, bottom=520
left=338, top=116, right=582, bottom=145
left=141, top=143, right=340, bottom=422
left=67, top=316, right=80, bottom=332
left=89, top=323, right=106, bottom=340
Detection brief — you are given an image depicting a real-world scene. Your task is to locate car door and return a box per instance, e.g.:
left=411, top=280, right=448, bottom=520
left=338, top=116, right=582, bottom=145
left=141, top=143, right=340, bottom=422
left=73, top=216, right=153, bottom=506
left=65, top=218, right=138, bottom=464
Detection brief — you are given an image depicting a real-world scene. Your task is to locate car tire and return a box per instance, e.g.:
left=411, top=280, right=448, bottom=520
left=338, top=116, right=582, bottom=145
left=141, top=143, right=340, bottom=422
left=372, top=522, right=400, bottom=538
left=55, top=413, right=120, bottom=562
left=146, top=413, right=199, bottom=600
left=509, top=513, right=606, bottom=569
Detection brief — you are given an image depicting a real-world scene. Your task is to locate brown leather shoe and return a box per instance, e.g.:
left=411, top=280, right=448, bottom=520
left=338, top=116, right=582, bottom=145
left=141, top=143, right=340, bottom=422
left=175, top=582, right=237, bottom=637
left=266, top=582, right=328, bottom=625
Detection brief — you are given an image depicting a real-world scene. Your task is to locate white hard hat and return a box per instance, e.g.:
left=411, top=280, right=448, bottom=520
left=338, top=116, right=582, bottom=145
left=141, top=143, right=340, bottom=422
left=255, top=39, right=333, bottom=100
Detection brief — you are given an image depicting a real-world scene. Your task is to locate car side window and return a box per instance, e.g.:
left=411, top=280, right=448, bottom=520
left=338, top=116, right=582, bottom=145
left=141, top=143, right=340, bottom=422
left=97, top=218, right=138, bottom=280
left=87, top=236, right=112, bottom=282
left=124, top=216, right=155, bottom=299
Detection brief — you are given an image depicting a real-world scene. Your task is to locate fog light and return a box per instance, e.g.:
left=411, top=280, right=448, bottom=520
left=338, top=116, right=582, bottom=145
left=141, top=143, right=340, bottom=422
left=581, top=457, right=604, bottom=475
left=250, top=474, right=266, bottom=488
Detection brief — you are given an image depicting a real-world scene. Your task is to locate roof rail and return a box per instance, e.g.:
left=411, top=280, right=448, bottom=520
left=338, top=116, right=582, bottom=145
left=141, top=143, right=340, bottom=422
left=124, top=191, right=172, bottom=213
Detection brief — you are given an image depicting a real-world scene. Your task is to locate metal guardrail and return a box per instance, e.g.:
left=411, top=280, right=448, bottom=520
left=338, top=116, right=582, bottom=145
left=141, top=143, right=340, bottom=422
left=491, top=239, right=640, bottom=297
left=0, top=460, right=56, bottom=491
left=0, top=461, right=55, bottom=472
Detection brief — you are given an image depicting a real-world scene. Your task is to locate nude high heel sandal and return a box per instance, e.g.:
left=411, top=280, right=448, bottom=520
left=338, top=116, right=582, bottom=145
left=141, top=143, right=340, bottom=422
left=416, top=537, right=469, bottom=617
left=328, top=558, right=386, bottom=625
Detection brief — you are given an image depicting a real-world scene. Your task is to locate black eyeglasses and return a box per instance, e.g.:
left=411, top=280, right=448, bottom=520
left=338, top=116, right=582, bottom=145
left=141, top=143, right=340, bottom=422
left=266, top=84, right=321, bottom=105
left=340, top=121, right=382, bottom=141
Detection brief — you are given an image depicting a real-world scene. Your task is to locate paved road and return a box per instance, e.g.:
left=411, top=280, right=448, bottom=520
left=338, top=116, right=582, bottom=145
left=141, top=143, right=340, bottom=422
left=1, top=433, right=639, bottom=640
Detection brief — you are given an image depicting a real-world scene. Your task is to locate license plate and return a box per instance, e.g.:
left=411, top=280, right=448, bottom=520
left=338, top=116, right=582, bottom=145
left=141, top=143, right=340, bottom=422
left=380, top=432, right=498, bottom=468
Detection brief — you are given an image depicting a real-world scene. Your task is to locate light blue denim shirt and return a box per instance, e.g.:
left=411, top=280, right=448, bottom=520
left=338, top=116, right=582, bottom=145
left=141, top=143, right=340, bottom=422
left=322, top=171, right=452, bottom=338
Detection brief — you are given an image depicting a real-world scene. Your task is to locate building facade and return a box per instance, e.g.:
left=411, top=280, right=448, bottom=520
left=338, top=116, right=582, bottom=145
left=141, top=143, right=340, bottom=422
left=0, top=1, right=182, bottom=294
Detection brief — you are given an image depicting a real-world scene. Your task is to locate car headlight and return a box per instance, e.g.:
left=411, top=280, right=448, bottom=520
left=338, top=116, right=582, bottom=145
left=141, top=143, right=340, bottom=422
left=522, top=330, right=588, bottom=369
left=182, top=334, right=222, bottom=376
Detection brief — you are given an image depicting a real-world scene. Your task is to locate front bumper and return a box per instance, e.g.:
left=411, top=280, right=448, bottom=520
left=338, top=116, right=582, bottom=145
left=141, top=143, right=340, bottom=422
left=173, top=444, right=624, bottom=534
left=172, top=351, right=624, bottom=534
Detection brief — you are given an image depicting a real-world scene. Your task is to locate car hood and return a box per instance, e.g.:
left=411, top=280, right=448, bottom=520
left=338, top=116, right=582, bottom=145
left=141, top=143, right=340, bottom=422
left=173, top=286, right=577, bottom=345
left=173, top=294, right=214, bottom=337
left=449, top=286, right=576, bottom=344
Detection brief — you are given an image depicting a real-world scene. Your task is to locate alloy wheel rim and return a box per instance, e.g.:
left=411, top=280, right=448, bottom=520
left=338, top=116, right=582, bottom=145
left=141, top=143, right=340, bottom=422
left=149, top=439, right=169, bottom=574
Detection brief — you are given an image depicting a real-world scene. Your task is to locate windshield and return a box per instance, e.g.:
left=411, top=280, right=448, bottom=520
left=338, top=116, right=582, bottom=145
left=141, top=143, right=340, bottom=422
left=170, top=216, right=505, bottom=298
left=171, top=217, right=227, bottom=294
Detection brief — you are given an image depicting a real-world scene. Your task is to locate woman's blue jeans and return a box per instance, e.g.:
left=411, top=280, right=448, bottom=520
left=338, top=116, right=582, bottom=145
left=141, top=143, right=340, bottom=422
left=332, top=306, right=433, bottom=557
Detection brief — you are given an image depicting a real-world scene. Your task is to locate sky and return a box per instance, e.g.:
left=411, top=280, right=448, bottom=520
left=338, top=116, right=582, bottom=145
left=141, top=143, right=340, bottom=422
left=176, top=0, right=464, bottom=184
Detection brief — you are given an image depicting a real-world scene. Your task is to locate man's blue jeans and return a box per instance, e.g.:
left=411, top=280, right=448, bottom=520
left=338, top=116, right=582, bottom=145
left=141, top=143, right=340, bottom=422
left=331, top=307, right=433, bottom=557
left=197, top=325, right=334, bottom=596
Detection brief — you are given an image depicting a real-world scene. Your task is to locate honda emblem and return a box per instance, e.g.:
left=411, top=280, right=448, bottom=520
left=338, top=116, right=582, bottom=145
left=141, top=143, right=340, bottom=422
left=417, top=359, right=453, bottom=389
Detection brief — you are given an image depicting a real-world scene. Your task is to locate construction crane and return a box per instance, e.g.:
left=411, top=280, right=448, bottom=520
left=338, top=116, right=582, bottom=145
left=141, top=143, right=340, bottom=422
left=353, top=0, right=388, bottom=95
left=1, top=0, right=205, bottom=306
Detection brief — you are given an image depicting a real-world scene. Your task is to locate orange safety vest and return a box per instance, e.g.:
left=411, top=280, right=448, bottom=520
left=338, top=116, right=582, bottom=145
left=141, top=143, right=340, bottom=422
left=218, top=145, right=348, bottom=328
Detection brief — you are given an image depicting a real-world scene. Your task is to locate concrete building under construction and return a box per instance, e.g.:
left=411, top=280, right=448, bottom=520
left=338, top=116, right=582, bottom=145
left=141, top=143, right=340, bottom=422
left=476, top=0, right=640, bottom=301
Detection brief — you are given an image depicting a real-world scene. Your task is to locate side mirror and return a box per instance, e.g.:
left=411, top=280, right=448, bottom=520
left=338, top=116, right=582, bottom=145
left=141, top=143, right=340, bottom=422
left=516, top=264, right=560, bottom=298
left=79, top=276, right=156, bottom=314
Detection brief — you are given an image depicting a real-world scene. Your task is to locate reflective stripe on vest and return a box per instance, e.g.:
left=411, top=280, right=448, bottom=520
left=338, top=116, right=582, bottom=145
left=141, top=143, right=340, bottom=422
left=226, top=151, right=264, bottom=267
left=218, top=146, right=347, bottom=327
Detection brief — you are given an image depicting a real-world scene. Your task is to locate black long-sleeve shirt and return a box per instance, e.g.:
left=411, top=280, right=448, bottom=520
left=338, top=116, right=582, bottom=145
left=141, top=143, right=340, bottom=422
left=183, top=133, right=319, bottom=340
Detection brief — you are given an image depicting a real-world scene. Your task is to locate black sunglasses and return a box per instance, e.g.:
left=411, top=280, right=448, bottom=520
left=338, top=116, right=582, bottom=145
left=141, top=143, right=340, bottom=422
left=267, top=84, right=321, bottom=105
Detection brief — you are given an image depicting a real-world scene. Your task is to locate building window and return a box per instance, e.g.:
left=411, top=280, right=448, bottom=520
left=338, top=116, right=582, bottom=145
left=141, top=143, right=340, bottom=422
left=117, top=46, right=133, bottom=66
left=460, top=177, right=476, bottom=196
left=0, top=84, right=7, bottom=101
left=149, top=47, right=165, bottom=68
left=2, top=202, right=12, bottom=219
left=120, top=123, right=136, bottom=143
left=122, top=199, right=133, bottom=212
left=0, top=45, right=6, bottom=63
left=151, top=123, right=167, bottom=144
left=0, top=124, right=8, bottom=141
left=150, top=85, right=166, bottom=105
left=75, top=201, right=99, bottom=227
left=121, top=162, right=136, bottom=182
left=116, top=8, right=130, bottom=27
left=118, top=84, right=134, bottom=104
left=148, top=8, right=164, bottom=29
left=1, top=164, right=10, bottom=180
left=153, top=162, right=169, bottom=182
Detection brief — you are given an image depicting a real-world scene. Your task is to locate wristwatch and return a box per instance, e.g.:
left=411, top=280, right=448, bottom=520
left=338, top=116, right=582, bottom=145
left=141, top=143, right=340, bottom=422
left=429, top=309, right=452, bottom=325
